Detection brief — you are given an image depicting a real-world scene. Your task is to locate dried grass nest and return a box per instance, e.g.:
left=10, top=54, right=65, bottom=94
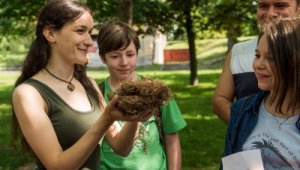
left=115, top=78, right=172, bottom=118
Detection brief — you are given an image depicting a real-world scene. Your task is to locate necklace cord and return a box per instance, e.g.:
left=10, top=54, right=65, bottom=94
left=44, top=67, right=75, bottom=91
left=273, top=114, right=288, bottom=130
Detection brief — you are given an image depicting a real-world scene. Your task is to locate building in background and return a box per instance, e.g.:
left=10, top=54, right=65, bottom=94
left=87, top=33, right=167, bottom=68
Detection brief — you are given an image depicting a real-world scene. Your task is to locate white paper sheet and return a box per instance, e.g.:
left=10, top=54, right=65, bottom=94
left=222, top=149, right=264, bottom=170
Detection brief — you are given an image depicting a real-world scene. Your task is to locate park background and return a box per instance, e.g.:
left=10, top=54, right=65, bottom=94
left=0, top=0, right=258, bottom=169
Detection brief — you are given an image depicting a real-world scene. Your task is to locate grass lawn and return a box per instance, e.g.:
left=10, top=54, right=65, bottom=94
left=0, top=68, right=226, bottom=170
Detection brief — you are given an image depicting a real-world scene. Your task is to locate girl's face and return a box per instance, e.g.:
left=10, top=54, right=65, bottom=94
left=51, top=11, right=94, bottom=65
left=104, top=41, right=137, bottom=81
left=253, top=35, right=275, bottom=91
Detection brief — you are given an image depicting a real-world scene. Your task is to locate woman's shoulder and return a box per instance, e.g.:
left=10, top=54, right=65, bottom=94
left=13, top=81, right=41, bottom=97
left=13, top=82, right=46, bottom=111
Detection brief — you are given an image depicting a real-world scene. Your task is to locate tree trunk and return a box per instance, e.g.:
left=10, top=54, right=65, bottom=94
left=118, top=0, right=133, bottom=25
left=184, top=8, right=198, bottom=85
left=226, top=24, right=239, bottom=52
left=227, top=36, right=237, bottom=52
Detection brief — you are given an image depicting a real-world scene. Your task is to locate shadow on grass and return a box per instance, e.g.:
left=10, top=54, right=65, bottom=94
left=0, top=82, right=34, bottom=169
left=181, top=118, right=226, bottom=170
left=0, top=109, right=33, bottom=169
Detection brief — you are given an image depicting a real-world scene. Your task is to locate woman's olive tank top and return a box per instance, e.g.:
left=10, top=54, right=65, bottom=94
left=24, top=79, right=102, bottom=170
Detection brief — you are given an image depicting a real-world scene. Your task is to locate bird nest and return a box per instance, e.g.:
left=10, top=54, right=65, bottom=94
left=115, top=78, right=172, bottom=119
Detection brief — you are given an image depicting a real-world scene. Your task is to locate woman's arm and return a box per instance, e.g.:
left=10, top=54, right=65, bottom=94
left=13, top=84, right=117, bottom=169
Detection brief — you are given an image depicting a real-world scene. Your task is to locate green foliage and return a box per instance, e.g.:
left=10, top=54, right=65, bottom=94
left=132, top=0, right=174, bottom=35
left=87, top=0, right=173, bottom=35
left=0, top=0, right=47, bottom=52
left=0, top=0, right=258, bottom=39
left=0, top=36, right=29, bottom=67
left=208, top=0, right=258, bottom=37
left=87, top=0, right=119, bottom=24
left=165, top=0, right=203, bottom=38
left=0, top=0, right=46, bottom=36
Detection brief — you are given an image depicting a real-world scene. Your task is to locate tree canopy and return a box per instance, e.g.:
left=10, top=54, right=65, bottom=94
left=0, top=0, right=257, bottom=85
left=0, top=0, right=47, bottom=36
left=0, top=0, right=257, bottom=41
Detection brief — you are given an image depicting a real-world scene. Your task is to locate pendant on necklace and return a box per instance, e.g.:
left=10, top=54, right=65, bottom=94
left=67, top=83, right=75, bottom=91
left=277, top=126, right=281, bottom=130
left=274, top=115, right=287, bottom=131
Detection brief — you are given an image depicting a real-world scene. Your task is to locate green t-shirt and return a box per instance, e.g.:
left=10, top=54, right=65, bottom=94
left=99, top=75, right=186, bottom=170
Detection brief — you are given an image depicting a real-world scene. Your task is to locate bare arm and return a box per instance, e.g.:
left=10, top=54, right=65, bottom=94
left=212, top=50, right=235, bottom=124
left=105, top=122, right=139, bottom=156
left=104, top=113, right=154, bottom=156
left=13, top=84, right=116, bottom=170
left=90, top=79, right=139, bottom=157
left=165, top=133, right=182, bottom=170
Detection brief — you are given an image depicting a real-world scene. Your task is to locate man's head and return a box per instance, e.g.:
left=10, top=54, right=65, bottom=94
left=257, top=0, right=300, bottom=26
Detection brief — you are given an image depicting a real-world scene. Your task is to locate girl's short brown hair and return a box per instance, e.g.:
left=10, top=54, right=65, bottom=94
left=97, top=20, right=140, bottom=61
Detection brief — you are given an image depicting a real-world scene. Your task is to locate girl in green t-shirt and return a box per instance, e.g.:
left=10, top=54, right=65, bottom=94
left=97, top=20, right=187, bottom=170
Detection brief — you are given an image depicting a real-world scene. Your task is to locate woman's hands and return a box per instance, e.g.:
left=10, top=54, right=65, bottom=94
left=103, top=95, right=124, bottom=122
left=103, top=95, right=154, bottom=122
